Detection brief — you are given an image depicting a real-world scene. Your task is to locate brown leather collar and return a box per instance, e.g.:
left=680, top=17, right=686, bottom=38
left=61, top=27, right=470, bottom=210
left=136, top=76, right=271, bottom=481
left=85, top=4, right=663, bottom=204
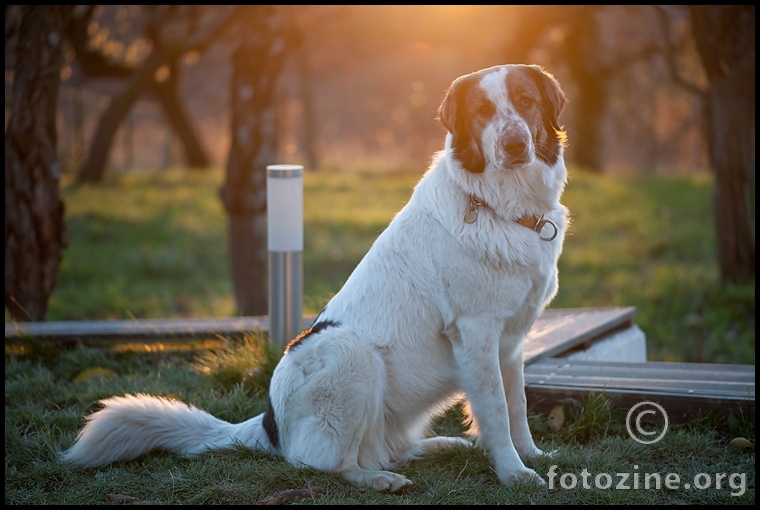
left=466, top=195, right=557, bottom=241
left=517, top=215, right=544, bottom=230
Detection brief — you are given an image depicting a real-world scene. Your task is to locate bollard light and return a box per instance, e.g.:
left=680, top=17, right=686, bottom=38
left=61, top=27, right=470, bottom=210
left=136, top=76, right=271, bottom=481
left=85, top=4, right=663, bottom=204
left=267, top=164, right=303, bottom=351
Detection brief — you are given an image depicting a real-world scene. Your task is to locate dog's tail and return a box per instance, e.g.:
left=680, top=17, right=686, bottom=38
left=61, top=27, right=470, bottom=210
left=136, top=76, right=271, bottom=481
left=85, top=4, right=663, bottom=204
left=60, top=393, right=275, bottom=468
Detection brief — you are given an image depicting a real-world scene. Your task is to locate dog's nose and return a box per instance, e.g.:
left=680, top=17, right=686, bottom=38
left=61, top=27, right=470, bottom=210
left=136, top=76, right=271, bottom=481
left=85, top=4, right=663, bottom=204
left=503, top=134, right=527, bottom=157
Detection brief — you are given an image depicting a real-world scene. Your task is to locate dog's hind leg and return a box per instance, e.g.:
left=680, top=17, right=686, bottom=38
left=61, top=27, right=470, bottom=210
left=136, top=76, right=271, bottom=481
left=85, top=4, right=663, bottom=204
left=275, top=334, right=413, bottom=492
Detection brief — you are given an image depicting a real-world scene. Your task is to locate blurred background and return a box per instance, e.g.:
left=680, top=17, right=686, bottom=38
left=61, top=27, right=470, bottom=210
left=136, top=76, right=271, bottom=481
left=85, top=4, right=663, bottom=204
left=4, top=5, right=716, bottom=175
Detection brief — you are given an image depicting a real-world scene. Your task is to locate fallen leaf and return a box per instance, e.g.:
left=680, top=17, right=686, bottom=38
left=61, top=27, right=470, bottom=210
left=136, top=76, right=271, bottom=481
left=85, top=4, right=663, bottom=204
left=547, top=405, right=564, bottom=430
left=728, top=437, right=754, bottom=448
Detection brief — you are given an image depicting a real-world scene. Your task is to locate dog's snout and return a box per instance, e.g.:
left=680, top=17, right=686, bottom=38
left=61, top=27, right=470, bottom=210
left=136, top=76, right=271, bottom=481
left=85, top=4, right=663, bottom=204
left=502, top=133, right=528, bottom=157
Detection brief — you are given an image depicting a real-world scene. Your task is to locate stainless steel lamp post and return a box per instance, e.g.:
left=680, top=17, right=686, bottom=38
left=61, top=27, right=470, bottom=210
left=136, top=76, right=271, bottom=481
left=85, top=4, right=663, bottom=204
left=267, top=164, right=303, bottom=351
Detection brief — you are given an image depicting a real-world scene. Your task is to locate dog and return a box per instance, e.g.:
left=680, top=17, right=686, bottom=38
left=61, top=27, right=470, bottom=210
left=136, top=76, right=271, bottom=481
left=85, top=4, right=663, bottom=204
left=61, top=64, right=569, bottom=493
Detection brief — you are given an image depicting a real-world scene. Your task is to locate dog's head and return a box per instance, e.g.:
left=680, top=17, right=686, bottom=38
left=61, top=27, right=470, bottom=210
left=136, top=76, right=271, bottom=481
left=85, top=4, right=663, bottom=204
left=438, top=65, right=567, bottom=174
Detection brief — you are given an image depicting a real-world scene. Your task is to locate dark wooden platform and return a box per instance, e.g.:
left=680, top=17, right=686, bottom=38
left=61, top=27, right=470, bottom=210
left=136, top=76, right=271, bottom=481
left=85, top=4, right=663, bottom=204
left=525, top=358, right=755, bottom=422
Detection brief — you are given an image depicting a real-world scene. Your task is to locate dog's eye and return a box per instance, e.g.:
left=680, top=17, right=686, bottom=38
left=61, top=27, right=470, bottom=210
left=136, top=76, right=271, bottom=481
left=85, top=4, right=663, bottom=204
left=478, top=103, right=492, bottom=115
left=520, top=96, right=535, bottom=107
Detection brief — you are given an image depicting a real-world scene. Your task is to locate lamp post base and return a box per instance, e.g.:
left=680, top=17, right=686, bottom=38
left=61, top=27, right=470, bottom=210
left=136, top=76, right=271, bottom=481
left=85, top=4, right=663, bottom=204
left=268, top=250, right=303, bottom=350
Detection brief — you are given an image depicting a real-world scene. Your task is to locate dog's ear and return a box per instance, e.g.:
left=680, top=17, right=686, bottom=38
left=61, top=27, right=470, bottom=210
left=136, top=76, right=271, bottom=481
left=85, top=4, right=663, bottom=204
left=526, top=65, right=567, bottom=133
left=437, top=75, right=486, bottom=174
left=437, top=77, right=463, bottom=136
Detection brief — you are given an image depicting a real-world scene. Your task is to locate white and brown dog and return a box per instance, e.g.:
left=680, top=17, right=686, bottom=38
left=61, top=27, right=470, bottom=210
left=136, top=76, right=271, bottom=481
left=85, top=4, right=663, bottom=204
left=62, top=64, right=569, bottom=492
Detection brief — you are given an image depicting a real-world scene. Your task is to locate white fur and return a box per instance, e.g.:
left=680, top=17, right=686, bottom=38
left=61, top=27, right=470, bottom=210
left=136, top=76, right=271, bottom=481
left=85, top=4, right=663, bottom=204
left=61, top=65, right=568, bottom=493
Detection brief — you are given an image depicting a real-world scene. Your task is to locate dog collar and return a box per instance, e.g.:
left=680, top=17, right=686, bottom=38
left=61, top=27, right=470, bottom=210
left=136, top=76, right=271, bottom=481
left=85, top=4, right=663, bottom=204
left=464, top=195, right=557, bottom=241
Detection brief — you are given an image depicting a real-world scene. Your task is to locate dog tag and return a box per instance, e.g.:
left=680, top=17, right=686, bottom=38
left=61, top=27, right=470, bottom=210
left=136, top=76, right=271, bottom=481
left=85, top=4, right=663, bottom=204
left=464, top=196, right=483, bottom=224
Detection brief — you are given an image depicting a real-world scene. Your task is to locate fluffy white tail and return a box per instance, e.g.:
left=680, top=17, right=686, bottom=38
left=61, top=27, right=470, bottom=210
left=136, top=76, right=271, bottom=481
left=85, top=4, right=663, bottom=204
left=60, top=394, right=274, bottom=468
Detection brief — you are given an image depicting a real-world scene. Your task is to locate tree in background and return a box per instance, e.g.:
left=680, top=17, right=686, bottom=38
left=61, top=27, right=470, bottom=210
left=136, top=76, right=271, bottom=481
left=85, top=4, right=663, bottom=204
left=5, top=6, right=73, bottom=321
left=502, top=6, right=605, bottom=171
left=504, top=5, right=753, bottom=283
left=657, top=5, right=755, bottom=284
left=220, top=6, right=300, bottom=315
left=72, top=6, right=235, bottom=184
left=503, top=6, right=665, bottom=173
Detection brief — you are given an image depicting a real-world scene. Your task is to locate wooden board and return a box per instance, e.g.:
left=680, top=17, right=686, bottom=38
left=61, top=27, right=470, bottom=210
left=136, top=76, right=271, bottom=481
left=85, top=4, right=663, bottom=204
left=525, top=358, right=755, bottom=422
left=522, top=307, right=636, bottom=365
left=6, top=308, right=634, bottom=363
left=5, top=316, right=314, bottom=342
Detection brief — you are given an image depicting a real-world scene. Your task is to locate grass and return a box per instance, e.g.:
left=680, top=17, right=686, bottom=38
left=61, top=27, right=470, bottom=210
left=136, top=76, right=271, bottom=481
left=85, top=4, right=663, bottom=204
left=47, top=169, right=234, bottom=320
left=5, top=333, right=755, bottom=504
left=4, top=164, right=755, bottom=503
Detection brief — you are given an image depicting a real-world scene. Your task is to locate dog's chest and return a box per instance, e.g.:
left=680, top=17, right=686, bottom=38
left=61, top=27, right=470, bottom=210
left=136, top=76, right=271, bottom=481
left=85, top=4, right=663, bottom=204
left=448, top=242, right=553, bottom=314
left=406, top=205, right=563, bottom=318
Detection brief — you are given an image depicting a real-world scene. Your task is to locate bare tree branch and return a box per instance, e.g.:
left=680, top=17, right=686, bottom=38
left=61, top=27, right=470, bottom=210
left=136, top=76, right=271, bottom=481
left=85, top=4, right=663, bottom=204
left=65, top=6, right=134, bottom=79
left=653, top=5, right=706, bottom=96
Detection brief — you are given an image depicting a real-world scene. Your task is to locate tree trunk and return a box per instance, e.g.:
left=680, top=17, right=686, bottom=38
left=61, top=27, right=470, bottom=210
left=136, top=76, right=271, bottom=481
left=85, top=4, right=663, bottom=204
left=689, top=6, right=755, bottom=284
left=5, top=5, right=71, bottom=321
left=77, top=49, right=166, bottom=184
left=77, top=51, right=211, bottom=183
left=149, top=59, right=211, bottom=169
left=561, top=7, right=606, bottom=173
left=503, top=6, right=607, bottom=173
left=220, top=6, right=293, bottom=315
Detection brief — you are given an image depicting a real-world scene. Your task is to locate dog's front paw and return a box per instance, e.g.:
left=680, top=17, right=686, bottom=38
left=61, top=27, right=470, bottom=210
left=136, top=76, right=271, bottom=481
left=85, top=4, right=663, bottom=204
left=527, top=446, right=547, bottom=458
left=503, top=467, right=547, bottom=487
left=370, top=471, right=413, bottom=493
left=342, top=469, right=413, bottom=494
left=516, top=444, right=552, bottom=462
left=539, top=447, right=559, bottom=458
left=529, top=446, right=559, bottom=459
